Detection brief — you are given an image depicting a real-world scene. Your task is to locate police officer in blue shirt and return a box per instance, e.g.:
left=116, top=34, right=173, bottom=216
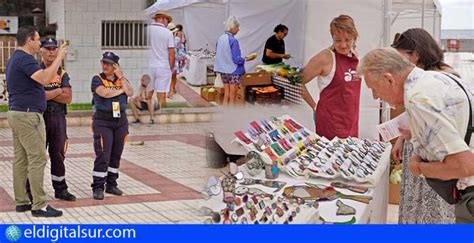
left=91, top=52, right=133, bottom=200
left=40, top=38, right=76, bottom=201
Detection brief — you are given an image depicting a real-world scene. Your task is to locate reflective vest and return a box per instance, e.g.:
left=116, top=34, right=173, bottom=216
left=96, top=73, right=122, bottom=90
left=44, top=67, right=65, bottom=91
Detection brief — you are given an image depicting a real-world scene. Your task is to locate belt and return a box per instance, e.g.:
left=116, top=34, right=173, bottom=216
left=9, top=106, right=43, bottom=113
left=45, top=106, right=66, bottom=113
left=94, top=110, right=126, bottom=120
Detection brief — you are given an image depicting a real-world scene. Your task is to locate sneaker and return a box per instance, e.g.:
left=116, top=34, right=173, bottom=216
left=149, top=119, right=155, bottom=125
left=15, top=204, right=32, bottom=213
left=93, top=189, right=104, bottom=200
left=31, top=205, right=63, bottom=217
left=132, top=119, right=141, bottom=124
left=55, top=190, right=76, bottom=201
left=105, top=186, right=123, bottom=196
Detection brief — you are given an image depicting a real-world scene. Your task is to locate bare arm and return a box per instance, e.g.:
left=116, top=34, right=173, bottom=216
left=120, top=78, right=134, bottom=97
left=45, top=89, right=63, bottom=101
left=265, top=49, right=285, bottom=59
left=169, top=48, right=175, bottom=71
left=95, top=86, right=125, bottom=98
left=300, top=49, right=332, bottom=109
left=111, top=64, right=133, bottom=97
left=52, top=87, right=72, bottom=104
left=178, top=32, right=186, bottom=45
left=31, top=43, right=67, bottom=85
left=415, top=151, right=474, bottom=180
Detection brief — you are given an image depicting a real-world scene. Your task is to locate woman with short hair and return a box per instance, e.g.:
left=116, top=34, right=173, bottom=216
left=301, top=15, right=361, bottom=139
left=214, top=16, right=256, bottom=106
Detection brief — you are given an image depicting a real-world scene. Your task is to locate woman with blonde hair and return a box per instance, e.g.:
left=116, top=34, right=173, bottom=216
left=301, top=15, right=361, bottom=139
left=214, top=16, right=256, bottom=106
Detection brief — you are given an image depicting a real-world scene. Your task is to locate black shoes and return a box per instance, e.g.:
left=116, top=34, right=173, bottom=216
left=31, top=205, right=63, bottom=217
left=55, top=190, right=76, bottom=201
left=93, top=189, right=104, bottom=200
left=132, top=118, right=141, bottom=124
left=93, top=186, right=123, bottom=200
left=105, top=186, right=123, bottom=196
left=15, top=204, right=32, bottom=212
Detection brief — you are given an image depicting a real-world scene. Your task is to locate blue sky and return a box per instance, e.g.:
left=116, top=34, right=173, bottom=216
left=438, top=0, right=474, bottom=29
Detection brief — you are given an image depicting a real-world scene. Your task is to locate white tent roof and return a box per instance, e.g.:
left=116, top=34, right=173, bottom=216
left=145, top=0, right=225, bottom=17
left=393, top=0, right=441, bottom=10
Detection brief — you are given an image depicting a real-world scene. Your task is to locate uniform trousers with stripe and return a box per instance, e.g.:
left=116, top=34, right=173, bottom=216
left=44, top=111, right=69, bottom=193
left=91, top=114, right=128, bottom=190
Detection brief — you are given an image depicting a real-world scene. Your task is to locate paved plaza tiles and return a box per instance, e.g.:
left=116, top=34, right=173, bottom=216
left=0, top=123, right=221, bottom=224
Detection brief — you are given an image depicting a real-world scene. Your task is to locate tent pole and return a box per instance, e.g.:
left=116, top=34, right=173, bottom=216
left=421, top=0, right=425, bottom=29
left=433, top=9, right=437, bottom=39
left=382, top=0, right=391, bottom=48
left=381, top=0, right=392, bottom=124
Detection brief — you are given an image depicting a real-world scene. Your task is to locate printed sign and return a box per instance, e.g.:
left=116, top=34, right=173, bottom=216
left=0, top=16, right=18, bottom=34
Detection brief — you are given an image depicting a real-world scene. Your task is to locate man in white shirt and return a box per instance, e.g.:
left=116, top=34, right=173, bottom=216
left=147, top=10, right=175, bottom=124
left=358, top=47, right=474, bottom=223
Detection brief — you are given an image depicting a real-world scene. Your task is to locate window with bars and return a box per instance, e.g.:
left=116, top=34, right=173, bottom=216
left=101, top=21, right=148, bottom=49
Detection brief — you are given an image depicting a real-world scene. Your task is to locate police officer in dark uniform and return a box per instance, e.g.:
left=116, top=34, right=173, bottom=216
left=37, top=38, right=76, bottom=201
left=91, top=52, right=133, bottom=200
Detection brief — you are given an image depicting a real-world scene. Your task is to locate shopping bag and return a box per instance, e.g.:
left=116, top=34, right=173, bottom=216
left=214, top=73, right=224, bottom=88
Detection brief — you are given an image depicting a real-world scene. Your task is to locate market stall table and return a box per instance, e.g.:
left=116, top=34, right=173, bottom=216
left=183, top=51, right=215, bottom=86
left=200, top=148, right=389, bottom=224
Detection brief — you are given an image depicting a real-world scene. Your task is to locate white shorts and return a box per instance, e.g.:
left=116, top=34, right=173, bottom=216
left=149, top=67, right=172, bottom=93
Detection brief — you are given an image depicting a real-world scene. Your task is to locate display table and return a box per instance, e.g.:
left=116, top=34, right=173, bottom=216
left=272, top=75, right=303, bottom=104
left=206, top=114, right=390, bottom=224
left=201, top=152, right=389, bottom=224
left=182, top=54, right=214, bottom=86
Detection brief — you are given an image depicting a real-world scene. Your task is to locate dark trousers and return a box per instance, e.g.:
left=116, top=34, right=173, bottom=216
left=91, top=114, right=128, bottom=190
left=44, top=112, right=69, bottom=193
left=26, top=111, right=68, bottom=198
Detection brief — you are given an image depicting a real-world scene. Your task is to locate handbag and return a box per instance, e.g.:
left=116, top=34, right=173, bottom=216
left=214, top=73, right=224, bottom=88
left=423, top=73, right=474, bottom=205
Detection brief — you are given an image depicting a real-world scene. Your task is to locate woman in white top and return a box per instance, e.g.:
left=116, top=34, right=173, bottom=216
left=301, top=15, right=361, bottom=140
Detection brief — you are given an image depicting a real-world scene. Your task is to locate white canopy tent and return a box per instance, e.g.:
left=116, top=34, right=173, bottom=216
left=145, top=0, right=306, bottom=72
left=145, top=0, right=442, bottom=140
left=391, top=0, right=442, bottom=41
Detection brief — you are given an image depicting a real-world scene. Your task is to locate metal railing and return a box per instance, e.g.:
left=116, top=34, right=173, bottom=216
left=0, top=41, right=16, bottom=74
left=1, top=41, right=41, bottom=74
left=0, top=41, right=43, bottom=101
left=101, top=21, right=149, bottom=49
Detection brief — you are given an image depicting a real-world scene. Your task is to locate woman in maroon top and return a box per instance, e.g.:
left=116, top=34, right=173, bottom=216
left=301, top=15, right=361, bottom=139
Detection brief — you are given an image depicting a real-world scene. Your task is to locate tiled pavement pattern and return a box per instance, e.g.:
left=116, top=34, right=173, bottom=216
left=0, top=123, right=220, bottom=224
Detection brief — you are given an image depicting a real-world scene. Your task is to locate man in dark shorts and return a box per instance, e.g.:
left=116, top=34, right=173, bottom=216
left=130, top=74, right=159, bottom=124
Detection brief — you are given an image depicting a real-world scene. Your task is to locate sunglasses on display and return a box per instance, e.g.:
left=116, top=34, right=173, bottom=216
left=201, top=176, right=221, bottom=200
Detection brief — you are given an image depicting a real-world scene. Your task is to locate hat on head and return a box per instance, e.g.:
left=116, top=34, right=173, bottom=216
left=167, top=22, right=177, bottom=32
left=154, top=10, right=173, bottom=23
left=41, top=38, right=58, bottom=48
left=101, top=51, right=120, bottom=64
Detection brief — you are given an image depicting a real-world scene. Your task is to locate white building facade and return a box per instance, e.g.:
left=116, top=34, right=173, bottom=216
left=46, top=0, right=150, bottom=103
